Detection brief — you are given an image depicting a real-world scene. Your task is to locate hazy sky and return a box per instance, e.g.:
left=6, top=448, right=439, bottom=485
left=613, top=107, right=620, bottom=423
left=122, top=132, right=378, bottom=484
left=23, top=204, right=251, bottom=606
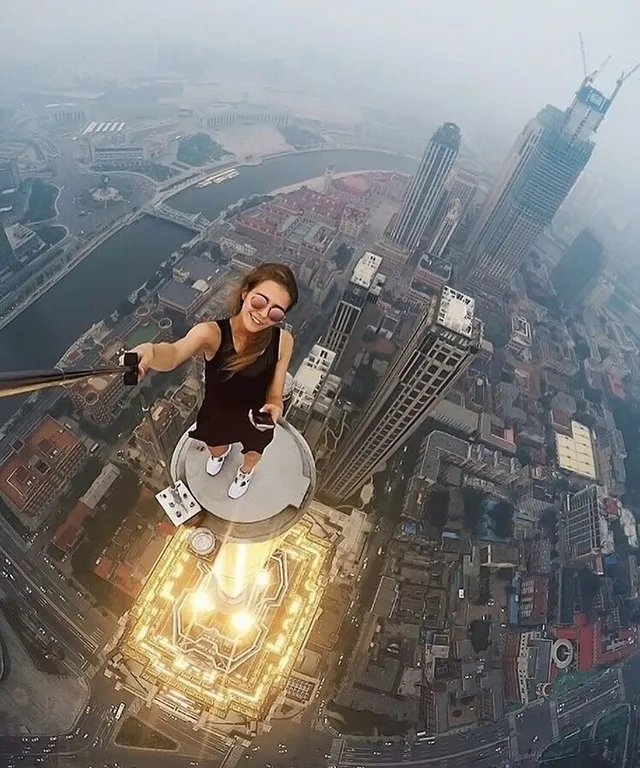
left=3, top=1, right=640, bottom=180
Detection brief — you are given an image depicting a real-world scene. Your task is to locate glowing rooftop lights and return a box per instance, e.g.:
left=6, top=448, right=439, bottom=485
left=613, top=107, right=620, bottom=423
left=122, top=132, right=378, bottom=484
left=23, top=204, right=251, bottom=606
left=231, top=611, right=255, bottom=636
left=256, top=570, right=270, bottom=588
left=191, top=590, right=214, bottom=613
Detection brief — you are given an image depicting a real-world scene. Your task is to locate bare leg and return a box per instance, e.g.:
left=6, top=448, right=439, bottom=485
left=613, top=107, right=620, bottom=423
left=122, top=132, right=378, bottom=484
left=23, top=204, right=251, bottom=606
left=208, top=444, right=230, bottom=458
left=241, top=450, right=262, bottom=473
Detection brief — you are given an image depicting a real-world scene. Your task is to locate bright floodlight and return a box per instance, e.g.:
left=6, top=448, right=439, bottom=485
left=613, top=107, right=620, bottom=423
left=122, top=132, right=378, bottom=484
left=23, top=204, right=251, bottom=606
left=231, top=611, right=254, bottom=635
left=256, top=570, right=270, bottom=588
left=191, top=590, right=214, bottom=613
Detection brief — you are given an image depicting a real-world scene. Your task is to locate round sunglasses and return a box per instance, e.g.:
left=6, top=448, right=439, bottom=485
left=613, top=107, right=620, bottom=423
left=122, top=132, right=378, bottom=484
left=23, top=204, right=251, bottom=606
left=249, top=293, right=286, bottom=322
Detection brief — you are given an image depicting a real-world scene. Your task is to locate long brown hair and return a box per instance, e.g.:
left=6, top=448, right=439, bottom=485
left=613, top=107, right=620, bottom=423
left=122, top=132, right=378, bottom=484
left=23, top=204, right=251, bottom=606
left=222, top=263, right=298, bottom=374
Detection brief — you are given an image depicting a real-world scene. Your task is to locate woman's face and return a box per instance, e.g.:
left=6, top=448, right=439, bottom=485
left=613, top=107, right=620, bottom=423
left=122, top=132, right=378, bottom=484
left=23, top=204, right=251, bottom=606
left=240, top=279, right=291, bottom=333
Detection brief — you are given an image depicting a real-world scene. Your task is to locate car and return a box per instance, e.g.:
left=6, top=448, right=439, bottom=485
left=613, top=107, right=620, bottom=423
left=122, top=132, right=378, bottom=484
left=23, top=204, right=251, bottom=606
left=532, top=736, right=540, bottom=743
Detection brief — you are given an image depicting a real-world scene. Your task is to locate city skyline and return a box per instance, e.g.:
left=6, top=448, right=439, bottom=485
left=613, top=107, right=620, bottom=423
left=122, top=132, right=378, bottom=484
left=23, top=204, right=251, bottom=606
left=3, top=2, right=640, bottom=185
left=2, top=4, right=640, bottom=766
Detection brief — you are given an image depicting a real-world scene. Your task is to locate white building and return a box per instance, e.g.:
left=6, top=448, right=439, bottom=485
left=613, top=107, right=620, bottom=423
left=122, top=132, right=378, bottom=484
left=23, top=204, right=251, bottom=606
left=287, top=344, right=337, bottom=435
left=508, top=315, right=532, bottom=354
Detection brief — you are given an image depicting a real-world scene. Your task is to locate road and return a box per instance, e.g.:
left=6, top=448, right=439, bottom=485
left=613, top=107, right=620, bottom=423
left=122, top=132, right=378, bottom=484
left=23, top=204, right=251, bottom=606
left=48, top=137, right=157, bottom=238
left=330, top=658, right=636, bottom=767
left=0, top=531, right=114, bottom=654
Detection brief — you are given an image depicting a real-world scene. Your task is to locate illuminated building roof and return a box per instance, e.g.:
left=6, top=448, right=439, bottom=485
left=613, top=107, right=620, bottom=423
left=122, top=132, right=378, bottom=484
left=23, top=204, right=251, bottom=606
left=119, top=515, right=331, bottom=721
left=555, top=420, right=597, bottom=480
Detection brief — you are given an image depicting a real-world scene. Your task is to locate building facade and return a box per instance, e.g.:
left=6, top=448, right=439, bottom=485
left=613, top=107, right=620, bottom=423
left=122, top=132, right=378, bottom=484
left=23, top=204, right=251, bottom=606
left=322, top=251, right=382, bottom=365
left=287, top=344, right=337, bottom=433
left=386, top=123, right=461, bottom=253
left=426, top=166, right=478, bottom=257
left=321, top=286, right=482, bottom=501
left=552, top=228, right=607, bottom=307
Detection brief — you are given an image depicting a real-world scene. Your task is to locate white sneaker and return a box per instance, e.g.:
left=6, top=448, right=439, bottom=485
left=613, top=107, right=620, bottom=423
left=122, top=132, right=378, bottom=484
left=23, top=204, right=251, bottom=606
left=228, top=467, right=254, bottom=499
left=206, top=446, right=232, bottom=477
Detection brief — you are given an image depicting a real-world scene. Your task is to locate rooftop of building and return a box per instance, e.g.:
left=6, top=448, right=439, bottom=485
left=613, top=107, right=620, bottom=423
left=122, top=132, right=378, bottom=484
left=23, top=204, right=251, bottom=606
left=0, top=416, right=81, bottom=512
left=158, top=280, right=200, bottom=310
left=174, top=256, right=223, bottom=283
left=436, top=286, right=475, bottom=338
left=418, top=431, right=469, bottom=484
left=511, top=315, right=532, bottom=342
left=341, top=204, right=368, bottom=223
left=351, top=251, right=382, bottom=289
left=52, top=500, right=92, bottom=552
left=279, top=186, right=346, bottom=223
left=7, top=223, right=41, bottom=249
left=555, top=420, right=597, bottom=479
left=418, top=255, right=453, bottom=281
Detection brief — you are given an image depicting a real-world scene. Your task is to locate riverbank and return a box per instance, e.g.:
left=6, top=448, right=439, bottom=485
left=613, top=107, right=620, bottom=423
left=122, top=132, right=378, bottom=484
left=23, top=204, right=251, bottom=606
left=0, top=148, right=416, bottom=425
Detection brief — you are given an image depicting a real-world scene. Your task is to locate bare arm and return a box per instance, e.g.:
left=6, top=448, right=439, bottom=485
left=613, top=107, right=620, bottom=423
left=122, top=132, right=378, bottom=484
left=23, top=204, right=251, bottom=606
left=265, top=329, right=294, bottom=409
left=132, top=322, right=220, bottom=374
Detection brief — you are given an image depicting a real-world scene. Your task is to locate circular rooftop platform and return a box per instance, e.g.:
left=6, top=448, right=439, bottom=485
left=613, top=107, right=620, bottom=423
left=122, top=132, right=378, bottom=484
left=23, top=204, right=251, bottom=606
left=171, top=421, right=315, bottom=543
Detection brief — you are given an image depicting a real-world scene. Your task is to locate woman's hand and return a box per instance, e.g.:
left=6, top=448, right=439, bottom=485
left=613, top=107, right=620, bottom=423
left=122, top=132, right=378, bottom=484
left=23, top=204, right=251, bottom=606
left=261, top=403, right=282, bottom=423
left=249, top=403, right=281, bottom=431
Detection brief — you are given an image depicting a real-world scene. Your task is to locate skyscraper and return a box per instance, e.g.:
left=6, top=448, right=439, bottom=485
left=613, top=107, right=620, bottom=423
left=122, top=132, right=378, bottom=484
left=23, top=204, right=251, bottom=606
left=322, top=251, right=382, bottom=366
left=386, top=122, right=461, bottom=253
left=426, top=166, right=479, bottom=257
left=464, top=74, right=627, bottom=297
left=321, top=285, right=482, bottom=502
left=552, top=229, right=606, bottom=307
left=0, top=224, right=18, bottom=273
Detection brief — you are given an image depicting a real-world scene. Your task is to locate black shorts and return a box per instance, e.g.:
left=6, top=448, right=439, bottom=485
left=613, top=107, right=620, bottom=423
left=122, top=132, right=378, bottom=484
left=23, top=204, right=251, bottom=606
left=189, top=407, right=275, bottom=455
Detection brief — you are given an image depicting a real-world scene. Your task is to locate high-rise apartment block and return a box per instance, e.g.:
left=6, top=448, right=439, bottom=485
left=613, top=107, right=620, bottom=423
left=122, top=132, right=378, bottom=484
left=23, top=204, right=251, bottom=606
left=321, top=286, right=482, bottom=501
left=287, top=343, right=337, bottom=435
left=562, top=484, right=615, bottom=563
left=322, top=251, right=382, bottom=365
left=386, top=123, right=461, bottom=253
left=464, top=75, right=625, bottom=297
left=552, top=229, right=606, bottom=307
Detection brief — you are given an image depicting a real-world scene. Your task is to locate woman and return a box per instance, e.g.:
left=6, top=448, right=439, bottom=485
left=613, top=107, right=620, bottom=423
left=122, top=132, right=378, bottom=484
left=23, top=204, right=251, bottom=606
left=131, top=262, right=297, bottom=499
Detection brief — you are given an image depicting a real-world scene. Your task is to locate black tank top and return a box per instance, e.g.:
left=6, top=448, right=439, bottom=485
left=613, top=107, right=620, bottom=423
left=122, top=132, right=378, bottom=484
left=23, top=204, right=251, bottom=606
left=202, top=318, right=280, bottom=412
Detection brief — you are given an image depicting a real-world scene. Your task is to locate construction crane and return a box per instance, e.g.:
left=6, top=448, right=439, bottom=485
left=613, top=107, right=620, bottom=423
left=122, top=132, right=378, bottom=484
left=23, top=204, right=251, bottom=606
left=578, top=32, right=611, bottom=85
left=610, top=62, right=640, bottom=102
left=579, top=32, right=589, bottom=79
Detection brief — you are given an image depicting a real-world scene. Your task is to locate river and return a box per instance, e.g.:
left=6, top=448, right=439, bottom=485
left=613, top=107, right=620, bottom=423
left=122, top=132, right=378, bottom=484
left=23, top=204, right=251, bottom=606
left=0, top=148, right=416, bottom=424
